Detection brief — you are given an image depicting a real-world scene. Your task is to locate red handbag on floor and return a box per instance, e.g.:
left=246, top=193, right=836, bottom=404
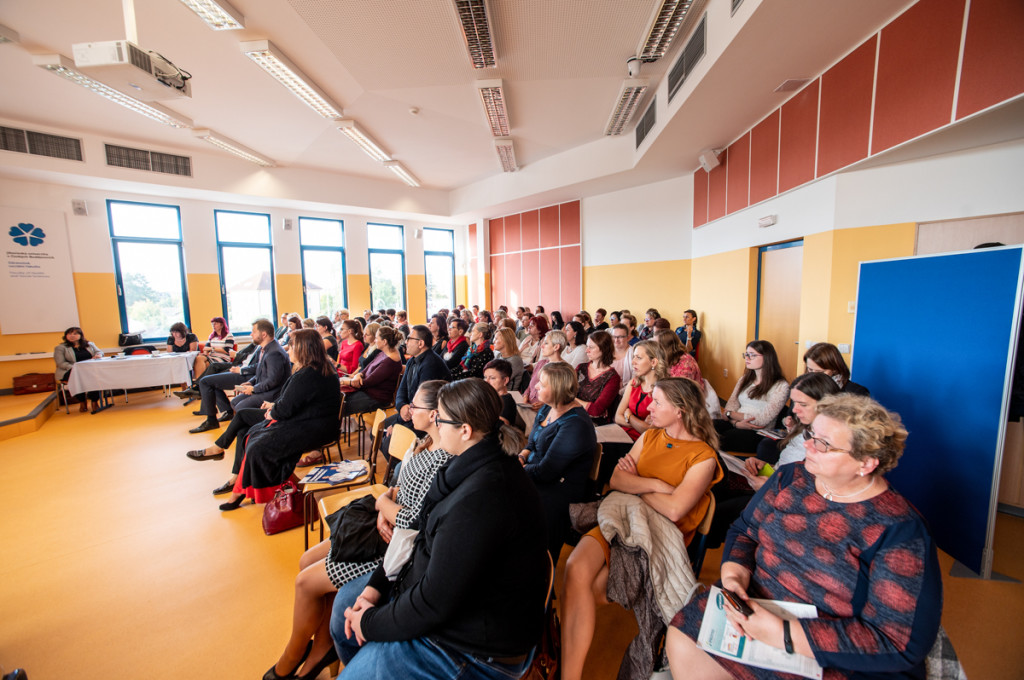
left=262, top=481, right=305, bottom=535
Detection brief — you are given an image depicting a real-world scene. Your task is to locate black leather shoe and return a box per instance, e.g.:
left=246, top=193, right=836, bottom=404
left=217, top=411, right=234, bottom=422
left=192, top=410, right=206, bottom=416
left=174, top=389, right=198, bottom=399
left=187, top=449, right=224, bottom=461
left=296, top=645, right=338, bottom=680
left=212, top=480, right=234, bottom=495
left=219, top=495, right=247, bottom=511
left=264, top=641, right=313, bottom=680
left=189, top=420, right=219, bottom=434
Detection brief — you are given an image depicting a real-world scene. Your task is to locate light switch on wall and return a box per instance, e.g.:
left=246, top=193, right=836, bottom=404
left=838, top=343, right=851, bottom=353
left=848, top=301, right=856, bottom=313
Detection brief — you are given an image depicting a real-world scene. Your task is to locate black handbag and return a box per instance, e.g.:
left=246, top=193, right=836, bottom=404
left=118, top=332, right=143, bottom=347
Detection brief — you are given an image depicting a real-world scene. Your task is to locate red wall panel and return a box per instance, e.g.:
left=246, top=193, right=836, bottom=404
left=559, top=246, right=581, bottom=316
left=726, top=133, right=750, bottom=214
left=872, top=0, right=965, bottom=154
left=539, top=206, right=560, bottom=248
left=490, top=254, right=505, bottom=311
left=539, top=248, right=560, bottom=314
left=779, top=79, right=819, bottom=193
left=504, top=252, right=522, bottom=308
left=560, top=201, right=581, bottom=245
left=488, top=218, right=503, bottom=255
left=504, top=213, right=521, bottom=253
left=521, top=250, right=539, bottom=307
left=693, top=169, right=709, bottom=228
left=957, top=0, right=1024, bottom=119
left=707, top=154, right=728, bottom=222
left=521, top=210, right=540, bottom=250
left=749, top=110, right=779, bottom=204
left=818, top=36, right=875, bottom=177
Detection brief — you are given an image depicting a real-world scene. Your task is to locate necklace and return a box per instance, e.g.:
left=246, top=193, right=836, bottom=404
left=820, top=476, right=876, bottom=501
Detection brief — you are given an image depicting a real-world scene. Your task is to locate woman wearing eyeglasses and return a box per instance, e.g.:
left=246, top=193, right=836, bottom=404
left=333, top=378, right=548, bottom=679
left=667, top=394, right=942, bottom=680
left=715, top=340, right=788, bottom=453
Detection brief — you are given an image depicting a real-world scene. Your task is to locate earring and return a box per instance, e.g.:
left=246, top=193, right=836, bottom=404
left=859, top=471, right=865, bottom=477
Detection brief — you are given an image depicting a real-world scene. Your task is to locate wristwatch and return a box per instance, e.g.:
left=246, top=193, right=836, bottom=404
left=624, top=412, right=631, bottom=425
left=725, top=410, right=732, bottom=420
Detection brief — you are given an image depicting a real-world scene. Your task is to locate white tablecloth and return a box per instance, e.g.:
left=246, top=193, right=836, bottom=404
left=67, top=352, right=197, bottom=394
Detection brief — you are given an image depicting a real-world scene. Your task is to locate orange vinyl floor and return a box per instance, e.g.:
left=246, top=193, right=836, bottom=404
left=0, top=390, right=1022, bottom=679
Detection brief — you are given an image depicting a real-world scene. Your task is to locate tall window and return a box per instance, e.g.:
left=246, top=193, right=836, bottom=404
left=300, top=217, right=347, bottom=318
left=423, top=228, right=455, bottom=315
left=367, top=223, right=406, bottom=311
left=215, top=210, right=275, bottom=335
left=107, top=200, right=190, bottom=341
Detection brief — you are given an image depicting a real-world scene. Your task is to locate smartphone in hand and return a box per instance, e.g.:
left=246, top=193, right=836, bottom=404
left=722, top=587, right=755, bottom=617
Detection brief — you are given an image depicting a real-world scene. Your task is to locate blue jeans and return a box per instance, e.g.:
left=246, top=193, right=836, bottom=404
left=330, top=573, right=533, bottom=679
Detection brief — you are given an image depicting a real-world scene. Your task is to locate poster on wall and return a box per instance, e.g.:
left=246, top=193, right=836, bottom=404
left=1, top=206, right=79, bottom=334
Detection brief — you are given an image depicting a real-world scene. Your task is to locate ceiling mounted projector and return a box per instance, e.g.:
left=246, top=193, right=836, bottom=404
left=72, top=40, right=191, bottom=101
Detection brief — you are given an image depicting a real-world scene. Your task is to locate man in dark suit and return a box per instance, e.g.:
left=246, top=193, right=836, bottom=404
left=379, top=324, right=451, bottom=453
left=190, top=318, right=289, bottom=434
left=188, top=341, right=260, bottom=425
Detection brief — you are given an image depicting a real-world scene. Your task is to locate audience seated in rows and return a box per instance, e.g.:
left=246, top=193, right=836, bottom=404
left=449, top=322, right=494, bottom=380
left=714, top=339, right=789, bottom=453
left=575, top=329, right=621, bottom=424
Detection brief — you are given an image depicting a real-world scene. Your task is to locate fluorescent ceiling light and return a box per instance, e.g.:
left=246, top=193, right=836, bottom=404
left=336, top=119, right=391, bottom=162
left=494, top=137, right=517, bottom=172
left=177, top=0, right=244, bottom=30
left=0, top=23, right=20, bottom=44
left=383, top=160, right=420, bottom=187
left=604, top=79, right=648, bottom=136
left=453, top=0, right=496, bottom=69
left=639, top=0, right=693, bottom=62
left=33, top=54, right=193, bottom=129
left=476, top=79, right=510, bottom=136
left=240, top=40, right=343, bottom=119
left=193, top=129, right=274, bottom=167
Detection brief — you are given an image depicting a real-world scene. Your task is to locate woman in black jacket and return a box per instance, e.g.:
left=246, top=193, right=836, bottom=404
left=331, top=378, right=549, bottom=679
left=217, top=329, right=341, bottom=511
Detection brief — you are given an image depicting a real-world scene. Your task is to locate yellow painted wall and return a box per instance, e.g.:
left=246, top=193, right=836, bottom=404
left=407, top=274, right=427, bottom=323
left=347, top=274, right=371, bottom=316
left=455, top=274, right=468, bottom=309
left=690, top=248, right=759, bottom=397
left=275, top=274, right=304, bottom=319
left=798, top=232, right=835, bottom=353
left=582, top=259, right=692, bottom=324
left=483, top=272, right=491, bottom=311
left=186, top=273, right=223, bottom=330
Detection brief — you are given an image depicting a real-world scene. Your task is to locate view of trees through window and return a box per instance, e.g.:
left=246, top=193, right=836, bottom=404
left=424, top=228, right=455, bottom=315
left=368, top=224, right=405, bottom=311
left=300, top=217, right=346, bottom=318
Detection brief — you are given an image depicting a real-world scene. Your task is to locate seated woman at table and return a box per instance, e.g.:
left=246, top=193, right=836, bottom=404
left=264, top=380, right=452, bottom=680
left=217, top=329, right=341, bottom=511
left=193, top=316, right=234, bottom=377
left=166, top=321, right=199, bottom=354
left=340, top=325, right=403, bottom=416
left=561, top=377, right=723, bottom=680
left=804, top=342, right=870, bottom=395
left=336, top=320, right=364, bottom=377
left=715, top=340, right=789, bottom=453
left=519, top=361, right=597, bottom=560
left=575, top=330, right=621, bottom=424
left=524, top=329, right=568, bottom=411
left=54, top=326, right=104, bottom=413
left=667, top=394, right=941, bottom=680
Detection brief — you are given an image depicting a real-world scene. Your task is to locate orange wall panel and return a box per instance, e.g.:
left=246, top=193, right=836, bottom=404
left=504, top=213, right=521, bottom=253
left=708, top=155, right=728, bottom=222
left=522, top=250, right=540, bottom=305
left=539, top=248, right=560, bottom=314
left=560, top=201, right=581, bottom=245
left=693, top=168, right=709, bottom=228
left=490, top=254, right=504, bottom=310
left=872, top=0, right=965, bottom=154
left=749, top=110, right=779, bottom=204
left=818, top=36, right=875, bottom=177
left=559, top=246, right=581, bottom=316
left=488, top=218, right=503, bottom=255
left=539, top=206, right=559, bottom=248
left=505, top=252, right=522, bottom=308
left=521, top=210, right=539, bottom=250
left=957, top=0, right=1024, bottom=119
left=779, top=79, right=819, bottom=193
left=726, top=132, right=750, bottom=214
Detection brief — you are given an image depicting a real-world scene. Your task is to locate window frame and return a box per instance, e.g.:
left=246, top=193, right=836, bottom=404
left=299, top=216, right=348, bottom=318
left=214, top=209, right=276, bottom=338
left=106, top=199, right=191, bottom=342
left=367, top=222, right=407, bottom=311
left=422, top=227, right=456, bottom=316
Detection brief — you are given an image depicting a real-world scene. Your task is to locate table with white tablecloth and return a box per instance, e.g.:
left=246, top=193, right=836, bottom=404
left=66, top=351, right=197, bottom=396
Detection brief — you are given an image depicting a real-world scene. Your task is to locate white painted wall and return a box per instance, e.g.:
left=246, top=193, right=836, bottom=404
left=582, top=176, right=693, bottom=266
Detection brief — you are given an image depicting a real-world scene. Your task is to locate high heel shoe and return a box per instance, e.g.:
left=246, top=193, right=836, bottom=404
left=219, top=495, right=247, bottom=511
left=296, top=646, right=338, bottom=680
left=263, top=641, right=313, bottom=680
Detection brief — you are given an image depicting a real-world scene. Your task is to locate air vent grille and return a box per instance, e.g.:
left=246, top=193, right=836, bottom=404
left=668, top=15, right=706, bottom=102
left=0, top=125, right=83, bottom=161
left=635, top=97, right=657, bottom=148
left=105, top=144, right=192, bottom=176
left=127, top=42, right=152, bottom=72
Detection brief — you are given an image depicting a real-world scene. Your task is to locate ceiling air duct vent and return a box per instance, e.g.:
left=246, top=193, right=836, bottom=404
left=668, top=15, right=706, bottom=102
left=0, top=126, right=83, bottom=161
left=105, top=143, right=192, bottom=176
left=635, top=97, right=657, bottom=148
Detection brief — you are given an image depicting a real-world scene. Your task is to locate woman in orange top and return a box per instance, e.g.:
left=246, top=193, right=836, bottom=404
left=560, top=377, right=723, bottom=680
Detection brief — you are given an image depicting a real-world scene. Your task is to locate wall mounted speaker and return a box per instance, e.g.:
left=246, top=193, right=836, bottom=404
left=698, top=149, right=720, bottom=173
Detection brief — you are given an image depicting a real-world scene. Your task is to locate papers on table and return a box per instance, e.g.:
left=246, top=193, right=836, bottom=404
left=595, top=423, right=634, bottom=444
left=299, top=461, right=367, bottom=486
left=697, top=586, right=823, bottom=679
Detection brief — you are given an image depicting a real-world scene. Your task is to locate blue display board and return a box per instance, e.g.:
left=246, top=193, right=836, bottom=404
left=852, top=247, right=1024, bottom=577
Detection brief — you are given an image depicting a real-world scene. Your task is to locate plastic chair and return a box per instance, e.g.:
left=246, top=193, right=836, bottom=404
left=316, top=393, right=347, bottom=464
left=687, top=493, right=716, bottom=579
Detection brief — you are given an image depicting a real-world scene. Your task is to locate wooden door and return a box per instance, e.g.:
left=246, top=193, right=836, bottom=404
left=757, top=242, right=803, bottom=382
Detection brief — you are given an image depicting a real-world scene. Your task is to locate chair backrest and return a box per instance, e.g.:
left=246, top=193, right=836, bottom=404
left=370, top=408, right=388, bottom=439
left=589, top=443, right=603, bottom=483
left=688, top=493, right=716, bottom=578
left=388, top=425, right=417, bottom=462
left=126, top=346, right=155, bottom=356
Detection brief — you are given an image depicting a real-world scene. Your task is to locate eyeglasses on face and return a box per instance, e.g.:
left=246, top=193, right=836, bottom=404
left=741, top=352, right=762, bottom=359
left=433, top=413, right=463, bottom=428
left=802, top=428, right=852, bottom=454
left=408, top=403, right=431, bottom=411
